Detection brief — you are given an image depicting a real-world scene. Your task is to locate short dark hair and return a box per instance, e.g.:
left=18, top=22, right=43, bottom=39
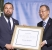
left=3, top=2, right=13, bottom=9
left=40, top=5, right=50, bottom=11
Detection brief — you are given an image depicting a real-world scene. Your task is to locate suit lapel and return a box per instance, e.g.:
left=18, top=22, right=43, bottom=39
left=1, top=16, right=11, bottom=31
left=44, top=18, right=51, bottom=33
left=12, top=19, right=15, bottom=32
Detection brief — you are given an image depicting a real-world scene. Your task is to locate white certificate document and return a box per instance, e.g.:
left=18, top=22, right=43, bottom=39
left=11, top=25, right=44, bottom=50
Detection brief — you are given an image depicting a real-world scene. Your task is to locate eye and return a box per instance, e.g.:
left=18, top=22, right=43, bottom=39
left=39, top=10, right=47, bottom=13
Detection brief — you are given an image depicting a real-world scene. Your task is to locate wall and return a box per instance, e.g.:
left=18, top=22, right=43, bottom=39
left=4, top=0, right=52, bottom=26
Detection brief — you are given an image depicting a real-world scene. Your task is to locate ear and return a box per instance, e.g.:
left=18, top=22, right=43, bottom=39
left=47, top=11, right=50, bottom=15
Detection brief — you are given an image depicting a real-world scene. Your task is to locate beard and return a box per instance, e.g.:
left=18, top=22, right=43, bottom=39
left=4, top=13, right=12, bottom=19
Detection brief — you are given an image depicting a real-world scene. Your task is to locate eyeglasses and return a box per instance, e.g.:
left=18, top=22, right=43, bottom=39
left=39, top=10, right=47, bottom=13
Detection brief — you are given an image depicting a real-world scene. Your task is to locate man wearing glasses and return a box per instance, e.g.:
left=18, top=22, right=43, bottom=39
left=37, top=5, right=52, bottom=50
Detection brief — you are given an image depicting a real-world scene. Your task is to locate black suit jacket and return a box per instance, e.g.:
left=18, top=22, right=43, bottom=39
left=0, top=16, right=19, bottom=50
left=37, top=18, right=52, bottom=50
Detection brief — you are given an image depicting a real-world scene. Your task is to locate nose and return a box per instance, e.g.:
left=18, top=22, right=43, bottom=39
left=7, top=10, right=9, bottom=12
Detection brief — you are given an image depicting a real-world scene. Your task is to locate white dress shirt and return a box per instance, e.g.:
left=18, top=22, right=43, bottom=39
left=4, top=16, right=13, bottom=30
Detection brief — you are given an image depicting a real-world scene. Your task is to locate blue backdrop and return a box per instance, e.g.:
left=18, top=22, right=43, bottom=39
left=4, top=0, right=52, bottom=26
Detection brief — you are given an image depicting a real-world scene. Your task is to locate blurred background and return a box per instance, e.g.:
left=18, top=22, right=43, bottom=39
left=0, top=0, right=52, bottom=26
left=0, top=0, right=4, bottom=16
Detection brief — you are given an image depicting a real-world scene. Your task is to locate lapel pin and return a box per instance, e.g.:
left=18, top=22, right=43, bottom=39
left=49, top=23, right=50, bottom=25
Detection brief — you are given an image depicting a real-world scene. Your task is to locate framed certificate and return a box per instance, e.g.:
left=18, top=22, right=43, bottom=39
left=11, top=25, right=44, bottom=50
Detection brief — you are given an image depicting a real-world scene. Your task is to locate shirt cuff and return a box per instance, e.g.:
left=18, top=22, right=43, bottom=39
left=44, top=40, right=47, bottom=44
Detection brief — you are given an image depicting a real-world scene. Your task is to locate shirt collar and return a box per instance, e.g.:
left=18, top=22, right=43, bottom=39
left=4, top=16, right=12, bottom=23
left=43, top=17, right=49, bottom=24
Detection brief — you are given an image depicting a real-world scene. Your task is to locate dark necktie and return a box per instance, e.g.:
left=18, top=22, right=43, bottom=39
left=8, top=19, right=11, bottom=29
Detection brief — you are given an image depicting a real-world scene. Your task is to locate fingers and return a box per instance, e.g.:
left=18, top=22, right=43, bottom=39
left=40, top=41, right=46, bottom=47
left=5, top=44, right=14, bottom=50
left=41, top=42, right=44, bottom=47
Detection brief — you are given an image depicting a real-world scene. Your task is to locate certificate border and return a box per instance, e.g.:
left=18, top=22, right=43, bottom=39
left=11, top=25, right=44, bottom=50
left=15, top=29, right=39, bottom=47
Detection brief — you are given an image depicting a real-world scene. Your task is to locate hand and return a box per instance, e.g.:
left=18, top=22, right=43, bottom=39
left=5, top=44, right=14, bottom=50
left=23, top=24, right=27, bottom=26
left=41, top=40, right=46, bottom=47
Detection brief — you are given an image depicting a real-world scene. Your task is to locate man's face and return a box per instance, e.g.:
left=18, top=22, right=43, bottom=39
left=4, top=4, right=13, bottom=18
left=39, top=6, right=49, bottom=20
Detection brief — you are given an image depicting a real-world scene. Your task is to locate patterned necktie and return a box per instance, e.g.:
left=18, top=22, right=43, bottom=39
left=8, top=19, right=11, bottom=29
left=43, top=22, right=46, bottom=28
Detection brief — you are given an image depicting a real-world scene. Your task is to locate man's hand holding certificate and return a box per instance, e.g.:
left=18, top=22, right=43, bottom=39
left=11, top=25, right=44, bottom=50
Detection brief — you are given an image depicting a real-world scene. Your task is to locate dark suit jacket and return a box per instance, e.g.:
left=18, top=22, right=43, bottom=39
left=37, top=18, right=52, bottom=50
left=0, top=16, right=19, bottom=50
